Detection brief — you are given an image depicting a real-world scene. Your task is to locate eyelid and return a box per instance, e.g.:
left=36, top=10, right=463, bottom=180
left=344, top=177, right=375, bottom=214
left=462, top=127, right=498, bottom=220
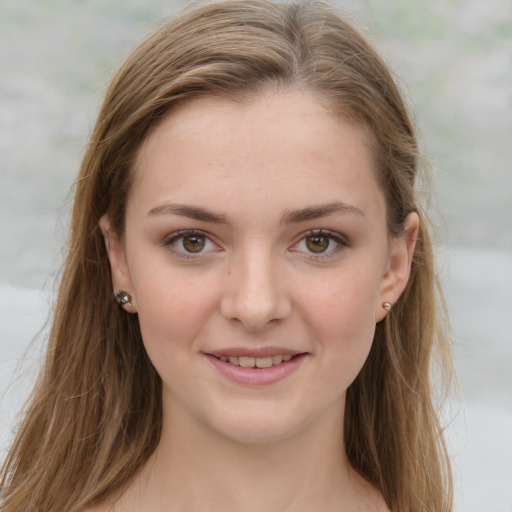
left=161, top=228, right=350, bottom=261
left=162, top=229, right=221, bottom=258
left=290, top=229, right=351, bottom=260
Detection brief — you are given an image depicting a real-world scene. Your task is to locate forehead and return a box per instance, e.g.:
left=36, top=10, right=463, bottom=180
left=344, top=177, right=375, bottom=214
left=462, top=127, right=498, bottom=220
left=130, top=91, right=384, bottom=221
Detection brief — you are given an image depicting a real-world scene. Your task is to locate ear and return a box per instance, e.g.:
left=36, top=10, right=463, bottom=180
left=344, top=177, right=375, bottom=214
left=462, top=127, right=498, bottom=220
left=99, top=214, right=137, bottom=313
left=376, top=212, right=419, bottom=322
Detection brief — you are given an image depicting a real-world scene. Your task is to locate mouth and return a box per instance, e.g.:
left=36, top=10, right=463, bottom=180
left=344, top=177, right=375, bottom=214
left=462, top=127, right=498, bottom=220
left=204, top=350, right=307, bottom=385
left=211, top=353, right=299, bottom=368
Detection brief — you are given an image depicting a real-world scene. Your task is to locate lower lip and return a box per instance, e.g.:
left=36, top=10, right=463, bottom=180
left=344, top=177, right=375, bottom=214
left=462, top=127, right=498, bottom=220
left=205, top=354, right=307, bottom=386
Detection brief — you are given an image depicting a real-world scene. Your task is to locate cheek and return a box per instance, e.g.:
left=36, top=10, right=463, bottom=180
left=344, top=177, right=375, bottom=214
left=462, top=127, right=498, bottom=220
left=297, top=267, right=380, bottom=378
left=299, top=265, right=380, bottom=336
left=132, top=266, right=220, bottom=355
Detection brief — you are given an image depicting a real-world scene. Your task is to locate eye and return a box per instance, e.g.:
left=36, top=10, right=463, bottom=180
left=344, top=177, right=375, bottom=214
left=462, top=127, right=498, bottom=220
left=305, top=234, right=330, bottom=253
left=182, top=234, right=206, bottom=253
left=291, top=230, right=349, bottom=259
left=163, top=230, right=219, bottom=257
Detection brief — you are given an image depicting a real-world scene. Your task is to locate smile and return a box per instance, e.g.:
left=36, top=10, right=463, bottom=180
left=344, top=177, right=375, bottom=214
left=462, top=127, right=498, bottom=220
left=205, top=351, right=307, bottom=385
left=214, top=354, right=295, bottom=368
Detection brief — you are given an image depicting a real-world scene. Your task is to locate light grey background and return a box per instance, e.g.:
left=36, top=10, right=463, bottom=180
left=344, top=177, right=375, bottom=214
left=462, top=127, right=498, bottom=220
left=1, top=0, right=511, bottom=510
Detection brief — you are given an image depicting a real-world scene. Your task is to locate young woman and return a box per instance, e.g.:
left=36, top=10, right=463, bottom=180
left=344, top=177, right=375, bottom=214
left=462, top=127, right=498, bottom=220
left=1, top=1, right=454, bottom=511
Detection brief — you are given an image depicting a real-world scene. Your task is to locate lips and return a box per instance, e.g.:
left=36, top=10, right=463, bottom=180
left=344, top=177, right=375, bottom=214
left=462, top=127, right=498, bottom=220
left=204, top=349, right=307, bottom=385
left=214, top=354, right=295, bottom=368
left=205, top=347, right=304, bottom=369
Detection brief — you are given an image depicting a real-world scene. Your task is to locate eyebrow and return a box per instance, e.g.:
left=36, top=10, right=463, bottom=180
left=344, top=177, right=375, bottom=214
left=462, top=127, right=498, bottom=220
left=147, top=201, right=365, bottom=224
left=281, top=201, right=366, bottom=224
left=147, top=203, right=228, bottom=223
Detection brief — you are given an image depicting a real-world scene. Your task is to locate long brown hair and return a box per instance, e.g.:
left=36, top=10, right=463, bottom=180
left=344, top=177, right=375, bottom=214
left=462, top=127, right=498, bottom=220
left=1, top=1, right=453, bottom=510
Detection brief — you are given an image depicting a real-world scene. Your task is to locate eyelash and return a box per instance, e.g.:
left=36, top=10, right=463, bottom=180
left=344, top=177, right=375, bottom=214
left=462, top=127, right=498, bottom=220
left=292, top=229, right=350, bottom=261
left=162, top=229, right=219, bottom=260
left=162, top=229, right=350, bottom=261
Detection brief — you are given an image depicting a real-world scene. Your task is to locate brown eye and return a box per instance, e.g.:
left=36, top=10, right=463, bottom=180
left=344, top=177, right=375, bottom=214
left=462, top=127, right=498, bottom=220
left=305, top=235, right=330, bottom=253
left=164, top=230, right=219, bottom=258
left=182, top=235, right=206, bottom=253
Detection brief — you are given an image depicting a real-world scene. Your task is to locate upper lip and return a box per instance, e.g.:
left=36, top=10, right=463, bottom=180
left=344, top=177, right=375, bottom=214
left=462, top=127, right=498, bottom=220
left=205, top=347, right=306, bottom=358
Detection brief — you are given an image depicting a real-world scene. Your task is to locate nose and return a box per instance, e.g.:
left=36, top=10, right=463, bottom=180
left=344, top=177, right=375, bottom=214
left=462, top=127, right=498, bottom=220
left=220, top=244, right=292, bottom=331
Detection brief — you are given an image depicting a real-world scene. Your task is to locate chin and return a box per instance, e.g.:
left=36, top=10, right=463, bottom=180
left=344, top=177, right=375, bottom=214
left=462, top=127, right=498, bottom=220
left=202, top=402, right=322, bottom=446
left=214, top=420, right=301, bottom=445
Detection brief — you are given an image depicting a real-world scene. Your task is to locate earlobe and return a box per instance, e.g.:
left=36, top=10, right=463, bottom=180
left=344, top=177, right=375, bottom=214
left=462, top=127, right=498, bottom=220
left=99, top=214, right=137, bottom=312
left=376, top=212, right=419, bottom=322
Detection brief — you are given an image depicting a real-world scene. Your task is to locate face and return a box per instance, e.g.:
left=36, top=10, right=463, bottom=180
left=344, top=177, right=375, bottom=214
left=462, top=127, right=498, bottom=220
left=101, top=91, right=417, bottom=444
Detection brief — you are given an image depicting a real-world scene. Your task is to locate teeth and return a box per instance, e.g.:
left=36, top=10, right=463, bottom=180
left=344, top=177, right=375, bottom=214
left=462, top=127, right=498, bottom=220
left=219, top=354, right=296, bottom=367
left=272, top=355, right=283, bottom=364
left=239, top=356, right=255, bottom=368
left=255, top=357, right=273, bottom=368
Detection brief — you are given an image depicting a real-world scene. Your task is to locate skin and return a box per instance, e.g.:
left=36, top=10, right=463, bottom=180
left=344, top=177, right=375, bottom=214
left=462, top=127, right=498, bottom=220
left=99, top=90, right=418, bottom=511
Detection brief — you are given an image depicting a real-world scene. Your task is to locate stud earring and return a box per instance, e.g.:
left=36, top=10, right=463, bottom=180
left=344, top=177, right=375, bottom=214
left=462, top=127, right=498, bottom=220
left=115, top=289, right=132, bottom=307
left=382, top=301, right=392, bottom=312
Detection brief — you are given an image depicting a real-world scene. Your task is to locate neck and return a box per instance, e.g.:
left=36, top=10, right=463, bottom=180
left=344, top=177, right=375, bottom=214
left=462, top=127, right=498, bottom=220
left=117, top=395, right=376, bottom=512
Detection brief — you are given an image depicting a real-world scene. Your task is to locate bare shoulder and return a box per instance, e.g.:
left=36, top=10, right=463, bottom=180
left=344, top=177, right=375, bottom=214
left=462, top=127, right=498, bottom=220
left=351, top=470, right=391, bottom=512
left=82, top=490, right=137, bottom=512
left=83, top=502, right=116, bottom=512
left=369, top=492, right=391, bottom=512
left=375, top=498, right=392, bottom=512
